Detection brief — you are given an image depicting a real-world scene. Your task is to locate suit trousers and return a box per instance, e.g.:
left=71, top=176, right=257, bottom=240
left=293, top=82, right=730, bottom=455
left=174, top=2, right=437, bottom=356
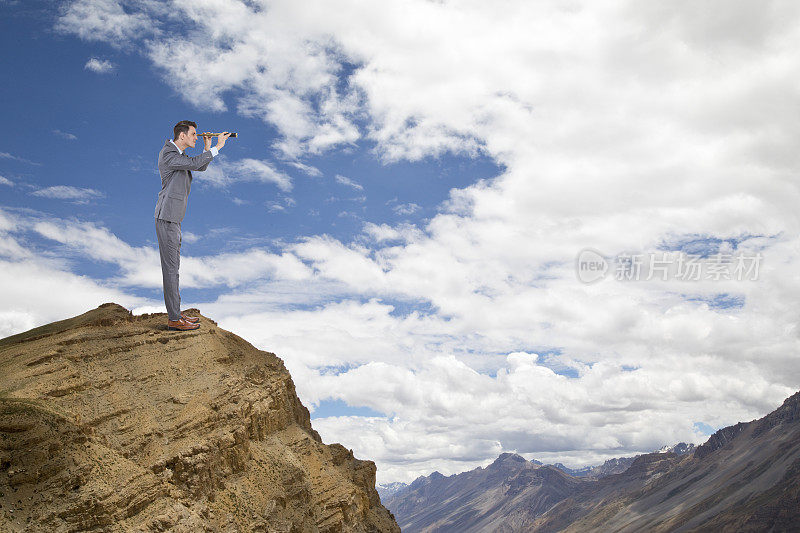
left=155, top=218, right=182, bottom=321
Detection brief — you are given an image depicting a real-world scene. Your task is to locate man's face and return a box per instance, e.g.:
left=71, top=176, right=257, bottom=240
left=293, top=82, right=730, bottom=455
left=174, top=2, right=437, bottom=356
left=181, top=126, right=198, bottom=148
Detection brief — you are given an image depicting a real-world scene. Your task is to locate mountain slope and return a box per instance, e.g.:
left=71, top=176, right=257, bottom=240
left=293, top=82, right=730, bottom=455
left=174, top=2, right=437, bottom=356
left=385, top=453, right=583, bottom=532
left=377, top=482, right=408, bottom=501
left=0, top=303, right=399, bottom=532
left=386, top=391, right=799, bottom=533
left=534, top=391, right=800, bottom=532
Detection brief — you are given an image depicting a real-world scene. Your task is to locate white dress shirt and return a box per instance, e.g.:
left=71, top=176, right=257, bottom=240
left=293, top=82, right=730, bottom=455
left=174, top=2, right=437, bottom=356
left=170, top=139, right=218, bottom=157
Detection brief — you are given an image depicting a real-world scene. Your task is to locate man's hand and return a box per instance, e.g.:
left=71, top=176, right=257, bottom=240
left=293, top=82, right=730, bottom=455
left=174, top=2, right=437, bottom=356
left=216, top=132, right=232, bottom=150
left=203, top=134, right=213, bottom=151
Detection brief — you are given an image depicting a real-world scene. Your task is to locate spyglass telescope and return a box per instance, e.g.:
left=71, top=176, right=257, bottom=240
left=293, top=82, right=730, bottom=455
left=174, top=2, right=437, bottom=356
left=198, top=132, right=238, bottom=138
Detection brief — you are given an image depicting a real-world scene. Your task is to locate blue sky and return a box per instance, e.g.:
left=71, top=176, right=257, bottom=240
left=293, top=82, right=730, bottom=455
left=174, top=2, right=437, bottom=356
left=0, top=2, right=500, bottom=308
left=2, top=0, right=800, bottom=484
left=0, top=4, right=497, bottom=266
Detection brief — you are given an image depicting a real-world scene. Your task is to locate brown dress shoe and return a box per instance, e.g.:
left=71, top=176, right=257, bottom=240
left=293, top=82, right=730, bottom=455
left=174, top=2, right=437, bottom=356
left=168, top=317, right=200, bottom=331
left=181, top=312, right=200, bottom=324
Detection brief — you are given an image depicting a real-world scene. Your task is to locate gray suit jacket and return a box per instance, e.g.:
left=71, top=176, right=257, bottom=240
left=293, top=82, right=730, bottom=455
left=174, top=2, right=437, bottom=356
left=154, top=140, right=214, bottom=223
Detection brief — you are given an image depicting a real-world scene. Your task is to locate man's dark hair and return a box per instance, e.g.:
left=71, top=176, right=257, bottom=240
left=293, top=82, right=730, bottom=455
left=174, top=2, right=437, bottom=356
left=173, top=120, right=197, bottom=141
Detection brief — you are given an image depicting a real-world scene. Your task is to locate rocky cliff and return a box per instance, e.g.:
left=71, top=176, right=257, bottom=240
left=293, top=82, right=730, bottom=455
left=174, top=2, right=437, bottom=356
left=0, top=303, right=400, bottom=533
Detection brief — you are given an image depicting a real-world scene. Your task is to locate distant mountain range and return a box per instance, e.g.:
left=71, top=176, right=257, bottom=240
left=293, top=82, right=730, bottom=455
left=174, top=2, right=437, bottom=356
left=383, top=391, right=800, bottom=531
left=378, top=442, right=696, bottom=502
left=377, top=481, right=412, bottom=500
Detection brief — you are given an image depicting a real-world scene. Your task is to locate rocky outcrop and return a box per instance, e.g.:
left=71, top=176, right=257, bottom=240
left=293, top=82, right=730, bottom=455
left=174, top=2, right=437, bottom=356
left=0, top=303, right=399, bottom=532
left=752, top=390, right=800, bottom=437
left=693, top=422, right=746, bottom=459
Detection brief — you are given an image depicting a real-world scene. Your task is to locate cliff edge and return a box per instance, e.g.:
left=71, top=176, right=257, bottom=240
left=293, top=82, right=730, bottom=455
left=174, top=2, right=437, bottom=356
left=0, top=303, right=400, bottom=532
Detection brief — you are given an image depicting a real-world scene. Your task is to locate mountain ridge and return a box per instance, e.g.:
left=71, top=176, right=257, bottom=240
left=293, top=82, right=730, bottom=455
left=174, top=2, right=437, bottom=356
left=535, top=389, right=800, bottom=532
left=383, top=441, right=693, bottom=503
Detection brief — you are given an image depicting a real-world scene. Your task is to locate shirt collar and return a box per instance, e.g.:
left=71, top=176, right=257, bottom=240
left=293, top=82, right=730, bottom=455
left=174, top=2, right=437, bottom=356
left=169, top=140, right=183, bottom=155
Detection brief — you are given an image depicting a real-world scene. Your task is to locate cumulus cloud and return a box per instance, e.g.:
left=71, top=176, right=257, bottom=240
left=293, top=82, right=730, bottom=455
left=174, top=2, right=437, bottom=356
left=31, top=185, right=104, bottom=203
left=362, top=222, right=423, bottom=243
left=56, top=0, right=155, bottom=45
left=83, top=57, right=115, bottom=73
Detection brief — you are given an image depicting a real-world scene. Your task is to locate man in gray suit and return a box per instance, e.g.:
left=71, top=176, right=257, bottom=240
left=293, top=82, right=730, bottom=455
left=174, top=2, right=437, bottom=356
left=155, top=120, right=230, bottom=331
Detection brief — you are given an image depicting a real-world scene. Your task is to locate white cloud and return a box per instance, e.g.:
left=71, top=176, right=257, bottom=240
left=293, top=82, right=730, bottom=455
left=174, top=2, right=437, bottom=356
left=288, top=161, right=323, bottom=177
left=52, top=129, right=78, bottom=140
left=31, top=185, right=104, bottom=203
left=362, top=222, right=422, bottom=243
left=181, top=231, right=200, bottom=244
left=0, top=152, right=38, bottom=165
left=392, top=202, right=421, bottom=216
left=18, top=212, right=311, bottom=291
left=198, top=156, right=292, bottom=191
left=0, top=258, right=149, bottom=339
left=0, top=209, right=19, bottom=233
left=0, top=233, right=31, bottom=261
left=83, top=57, right=115, bottom=73
left=58, top=0, right=363, bottom=157
left=0, top=210, right=150, bottom=337
left=236, top=159, right=292, bottom=191
left=0, top=310, right=36, bottom=339
left=56, top=0, right=155, bottom=45
left=0, top=175, right=13, bottom=187
left=335, top=174, right=364, bottom=191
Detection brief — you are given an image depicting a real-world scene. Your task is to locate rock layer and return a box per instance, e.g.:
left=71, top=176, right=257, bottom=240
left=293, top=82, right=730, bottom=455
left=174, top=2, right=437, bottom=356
left=0, top=303, right=399, bottom=532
